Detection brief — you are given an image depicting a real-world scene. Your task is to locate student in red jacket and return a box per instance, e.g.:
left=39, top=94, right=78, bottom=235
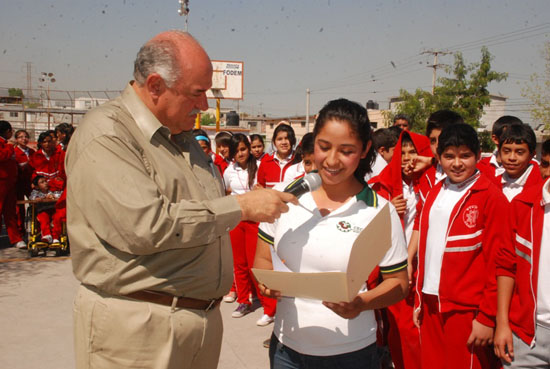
left=250, top=134, right=268, bottom=163
left=494, top=178, right=550, bottom=367
left=495, top=123, right=542, bottom=202
left=257, top=123, right=296, bottom=188
left=54, top=123, right=74, bottom=152
left=0, top=121, right=26, bottom=249
left=369, top=130, right=432, bottom=369
left=413, top=124, right=508, bottom=369
left=14, top=129, right=35, bottom=233
left=29, top=131, right=66, bottom=192
left=192, top=129, right=228, bottom=177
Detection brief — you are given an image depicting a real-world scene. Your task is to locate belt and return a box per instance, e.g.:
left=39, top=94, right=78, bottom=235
left=125, top=290, right=222, bottom=312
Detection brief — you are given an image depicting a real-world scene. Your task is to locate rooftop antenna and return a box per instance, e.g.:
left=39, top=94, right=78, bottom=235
left=178, top=0, right=190, bottom=31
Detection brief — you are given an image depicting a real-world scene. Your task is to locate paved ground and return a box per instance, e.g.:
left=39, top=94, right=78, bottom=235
left=0, top=238, right=271, bottom=369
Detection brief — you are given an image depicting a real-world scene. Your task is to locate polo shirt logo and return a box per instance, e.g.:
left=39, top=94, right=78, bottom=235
left=337, top=221, right=352, bottom=232
left=463, top=205, right=479, bottom=228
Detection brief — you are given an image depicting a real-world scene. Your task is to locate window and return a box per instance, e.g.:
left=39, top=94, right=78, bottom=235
left=10, top=112, right=18, bottom=118
left=370, top=122, right=378, bottom=129
left=301, top=121, right=306, bottom=127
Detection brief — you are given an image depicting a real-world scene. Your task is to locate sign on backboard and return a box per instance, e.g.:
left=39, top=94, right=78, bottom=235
left=207, top=60, right=243, bottom=100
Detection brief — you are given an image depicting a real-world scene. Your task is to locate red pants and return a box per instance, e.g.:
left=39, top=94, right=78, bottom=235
left=0, top=179, right=22, bottom=244
left=36, top=209, right=63, bottom=240
left=16, top=179, right=31, bottom=234
left=387, top=291, right=421, bottom=369
left=229, top=221, right=276, bottom=316
left=419, top=294, right=493, bottom=369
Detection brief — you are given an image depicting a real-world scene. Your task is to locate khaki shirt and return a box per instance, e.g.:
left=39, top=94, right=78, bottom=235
left=65, top=83, right=241, bottom=300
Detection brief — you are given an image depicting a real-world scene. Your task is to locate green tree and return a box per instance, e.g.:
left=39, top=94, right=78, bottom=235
left=8, top=88, right=24, bottom=98
left=200, top=113, right=215, bottom=126
left=522, top=41, right=550, bottom=130
left=393, top=47, right=507, bottom=133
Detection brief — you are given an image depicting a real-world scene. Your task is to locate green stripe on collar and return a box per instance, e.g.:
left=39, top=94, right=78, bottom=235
left=356, top=185, right=378, bottom=207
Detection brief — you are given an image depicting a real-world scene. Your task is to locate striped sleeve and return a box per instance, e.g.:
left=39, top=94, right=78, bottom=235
left=258, top=228, right=274, bottom=245
left=380, top=259, right=408, bottom=274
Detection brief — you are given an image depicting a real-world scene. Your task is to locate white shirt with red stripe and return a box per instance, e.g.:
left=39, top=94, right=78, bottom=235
left=538, top=181, right=550, bottom=328
left=422, top=174, right=478, bottom=295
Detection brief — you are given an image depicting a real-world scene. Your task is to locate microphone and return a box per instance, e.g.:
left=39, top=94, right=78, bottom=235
left=282, top=172, right=322, bottom=198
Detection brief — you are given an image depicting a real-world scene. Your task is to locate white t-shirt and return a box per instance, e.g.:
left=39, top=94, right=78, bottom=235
left=258, top=186, right=407, bottom=356
left=283, top=162, right=305, bottom=183
left=364, top=153, right=388, bottom=181
left=423, top=174, right=478, bottom=295
left=223, top=162, right=256, bottom=195
left=502, top=164, right=534, bottom=202
left=403, top=180, right=418, bottom=244
left=537, top=179, right=550, bottom=328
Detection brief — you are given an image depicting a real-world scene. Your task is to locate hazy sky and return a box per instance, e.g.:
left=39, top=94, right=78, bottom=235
left=1, top=0, right=549, bottom=122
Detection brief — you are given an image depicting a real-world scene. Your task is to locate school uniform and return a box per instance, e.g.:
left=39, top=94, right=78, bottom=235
left=212, top=152, right=228, bottom=176
left=29, top=148, right=66, bottom=191
left=282, top=161, right=305, bottom=183
left=415, top=172, right=509, bottom=369
left=14, top=145, right=35, bottom=232
left=497, top=163, right=543, bottom=202
left=0, top=136, right=23, bottom=244
left=496, top=179, right=550, bottom=367
left=257, top=153, right=294, bottom=188
left=223, top=163, right=277, bottom=316
left=364, top=153, right=388, bottom=182
left=368, top=131, right=432, bottom=369
left=258, top=186, right=408, bottom=361
left=29, top=189, right=63, bottom=240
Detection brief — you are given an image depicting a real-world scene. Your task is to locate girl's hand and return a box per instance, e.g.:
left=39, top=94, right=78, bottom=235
left=494, top=323, right=514, bottom=363
left=467, top=319, right=494, bottom=347
left=257, top=283, right=281, bottom=300
left=323, top=295, right=364, bottom=319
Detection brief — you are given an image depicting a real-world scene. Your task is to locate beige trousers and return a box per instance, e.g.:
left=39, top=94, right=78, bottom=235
left=73, top=284, right=223, bottom=369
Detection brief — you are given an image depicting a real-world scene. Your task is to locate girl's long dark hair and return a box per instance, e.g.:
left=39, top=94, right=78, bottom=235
left=229, top=133, right=257, bottom=189
left=313, top=99, right=375, bottom=181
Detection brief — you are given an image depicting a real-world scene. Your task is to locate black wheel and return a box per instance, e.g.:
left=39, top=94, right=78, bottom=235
left=28, top=245, right=39, bottom=257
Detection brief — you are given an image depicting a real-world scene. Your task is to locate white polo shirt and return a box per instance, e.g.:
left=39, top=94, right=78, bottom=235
left=538, top=179, right=550, bottom=328
left=223, top=162, right=256, bottom=195
left=502, top=164, right=534, bottom=202
left=283, top=161, right=305, bottom=183
left=258, top=186, right=408, bottom=356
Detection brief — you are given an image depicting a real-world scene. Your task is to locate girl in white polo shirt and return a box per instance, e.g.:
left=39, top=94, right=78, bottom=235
left=223, top=133, right=277, bottom=325
left=254, top=99, right=409, bottom=369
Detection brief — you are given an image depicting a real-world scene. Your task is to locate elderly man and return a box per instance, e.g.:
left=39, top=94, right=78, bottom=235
left=66, top=31, right=294, bottom=369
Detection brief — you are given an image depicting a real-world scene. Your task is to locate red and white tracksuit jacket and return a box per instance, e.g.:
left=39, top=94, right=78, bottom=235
left=415, top=173, right=511, bottom=327
left=495, top=163, right=543, bottom=196
left=257, top=153, right=294, bottom=188
left=29, top=149, right=66, bottom=191
left=498, top=181, right=548, bottom=345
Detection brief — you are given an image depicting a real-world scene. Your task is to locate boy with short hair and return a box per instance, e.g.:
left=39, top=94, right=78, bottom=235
left=493, top=177, right=550, bottom=367
left=540, top=139, right=550, bottom=179
left=497, top=123, right=542, bottom=201
left=283, top=132, right=316, bottom=182
left=367, top=127, right=401, bottom=180
left=414, top=124, right=509, bottom=369
left=369, top=130, right=432, bottom=369
left=29, top=175, right=63, bottom=243
left=479, top=115, right=523, bottom=178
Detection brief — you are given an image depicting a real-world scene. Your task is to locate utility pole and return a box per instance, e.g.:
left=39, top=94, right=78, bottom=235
left=421, top=50, right=451, bottom=94
left=305, top=88, right=310, bottom=133
left=25, top=62, right=33, bottom=100
left=178, top=0, right=190, bottom=31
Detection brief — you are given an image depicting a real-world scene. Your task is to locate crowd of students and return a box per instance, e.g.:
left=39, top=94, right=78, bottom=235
left=192, top=108, right=550, bottom=369
left=0, top=120, right=73, bottom=249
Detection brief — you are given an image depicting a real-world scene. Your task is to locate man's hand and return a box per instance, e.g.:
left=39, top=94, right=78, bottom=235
left=236, top=188, right=297, bottom=223
left=391, top=194, right=407, bottom=215
left=323, top=295, right=365, bottom=319
left=494, top=322, right=514, bottom=363
left=467, top=319, right=494, bottom=347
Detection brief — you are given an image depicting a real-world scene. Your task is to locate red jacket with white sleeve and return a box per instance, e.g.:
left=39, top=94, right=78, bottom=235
left=257, top=153, right=295, bottom=188
left=29, top=149, right=66, bottom=191
left=501, top=180, right=548, bottom=345
left=414, top=173, right=511, bottom=327
left=0, top=137, right=18, bottom=182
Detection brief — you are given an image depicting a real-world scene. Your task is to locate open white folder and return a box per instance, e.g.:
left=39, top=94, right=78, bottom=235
left=252, top=203, right=391, bottom=303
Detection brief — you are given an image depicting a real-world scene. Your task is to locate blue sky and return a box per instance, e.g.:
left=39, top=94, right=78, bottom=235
left=1, top=0, right=549, bottom=122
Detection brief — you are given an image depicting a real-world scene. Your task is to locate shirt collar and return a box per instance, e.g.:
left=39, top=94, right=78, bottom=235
left=356, top=185, right=378, bottom=207
left=502, top=164, right=533, bottom=187
left=444, top=170, right=480, bottom=190
left=120, top=82, right=171, bottom=142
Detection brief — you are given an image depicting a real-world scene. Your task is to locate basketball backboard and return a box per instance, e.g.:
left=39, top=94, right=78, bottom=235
left=207, top=60, right=244, bottom=100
